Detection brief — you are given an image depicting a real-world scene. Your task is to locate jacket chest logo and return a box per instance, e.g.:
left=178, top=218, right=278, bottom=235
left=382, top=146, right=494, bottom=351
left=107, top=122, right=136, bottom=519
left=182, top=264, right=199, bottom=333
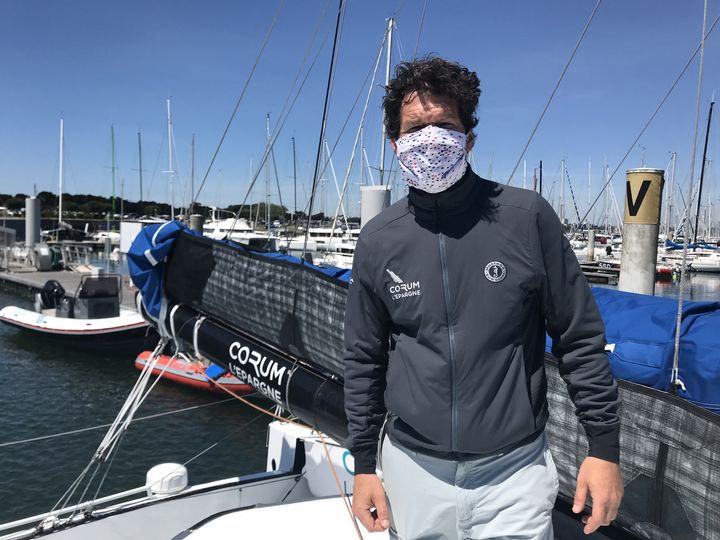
left=386, top=269, right=422, bottom=300
left=484, top=261, right=507, bottom=283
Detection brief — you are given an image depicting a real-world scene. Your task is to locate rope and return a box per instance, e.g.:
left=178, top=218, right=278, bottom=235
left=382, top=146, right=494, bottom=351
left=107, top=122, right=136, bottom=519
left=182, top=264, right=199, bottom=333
left=224, top=10, right=333, bottom=235
left=37, top=402, right=265, bottom=531
left=58, top=347, right=171, bottom=514
left=190, top=0, right=285, bottom=212
left=569, top=12, right=720, bottom=238
left=412, top=0, right=428, bottom=59
left=179, top=411, right=267, bottom=468
left=47, top=334, right=180, bottom=519
left=506, top=0, right=602, bottom=185
left=671, top=0, right=709, bottom=393
left=213, top=378, right=363, bottom=539
left=0, top=398, right=242, bottom=449
left=318, top=431, right=365, bottom=539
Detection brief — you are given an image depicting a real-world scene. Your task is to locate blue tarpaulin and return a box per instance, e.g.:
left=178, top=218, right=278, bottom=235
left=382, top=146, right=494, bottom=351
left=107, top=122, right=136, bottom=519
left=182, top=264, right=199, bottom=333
left=127, top=220, right=190, bottom=323
left=547, top=287, right=720, bottom=413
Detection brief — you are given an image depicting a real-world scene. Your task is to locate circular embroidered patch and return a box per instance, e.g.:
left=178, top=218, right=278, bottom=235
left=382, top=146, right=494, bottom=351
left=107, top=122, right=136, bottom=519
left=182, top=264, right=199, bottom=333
left=484, top=261, right=506, bottom=283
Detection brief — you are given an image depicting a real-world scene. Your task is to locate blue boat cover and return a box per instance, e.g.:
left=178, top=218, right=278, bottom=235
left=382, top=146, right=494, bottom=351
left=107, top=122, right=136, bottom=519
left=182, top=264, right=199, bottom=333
left=547, top=288, right=720, bottom=412
left=664, top=239, right=718, bottom=251
left=127, top=221, right=190, bottom=326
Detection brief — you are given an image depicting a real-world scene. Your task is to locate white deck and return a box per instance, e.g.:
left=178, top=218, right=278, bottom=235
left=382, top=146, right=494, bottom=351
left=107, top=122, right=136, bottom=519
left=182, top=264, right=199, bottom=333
left=184, top=496, right=389, bottom=540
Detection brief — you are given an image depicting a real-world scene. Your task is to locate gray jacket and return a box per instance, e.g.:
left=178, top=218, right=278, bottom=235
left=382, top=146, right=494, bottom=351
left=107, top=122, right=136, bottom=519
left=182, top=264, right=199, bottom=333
left=343, top=169, right=620, bottom=474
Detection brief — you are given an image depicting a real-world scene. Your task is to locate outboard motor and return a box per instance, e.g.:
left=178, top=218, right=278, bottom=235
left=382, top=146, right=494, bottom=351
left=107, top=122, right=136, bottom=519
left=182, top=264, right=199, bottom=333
left=37, top=280, right=66, bottom=310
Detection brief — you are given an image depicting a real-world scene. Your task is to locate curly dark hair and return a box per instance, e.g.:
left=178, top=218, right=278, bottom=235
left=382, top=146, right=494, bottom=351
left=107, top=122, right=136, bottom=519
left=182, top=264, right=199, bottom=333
left=383, top=57, right=480, bottom=140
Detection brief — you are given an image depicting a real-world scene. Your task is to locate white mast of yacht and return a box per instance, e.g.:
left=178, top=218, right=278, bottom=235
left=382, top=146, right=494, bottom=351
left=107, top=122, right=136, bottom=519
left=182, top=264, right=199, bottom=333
left=378, top=17, right=393, bottom=186
left=57, top=117, right=64, bottom=226
left=266, top=113, right=271, bottom=233
left=603, top=159, right=609, bottom=234
left=165, top=98, right=176, bottom=221
left=587, top=159, right=591, bottom=227
left=665, top=151, right=676, bottom=237
left=58, top=117, right=65, bottom=227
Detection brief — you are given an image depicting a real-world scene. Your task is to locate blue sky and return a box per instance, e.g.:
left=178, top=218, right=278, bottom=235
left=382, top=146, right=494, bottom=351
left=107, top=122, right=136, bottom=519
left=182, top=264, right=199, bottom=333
left=0, top=0, right=718, bottom=222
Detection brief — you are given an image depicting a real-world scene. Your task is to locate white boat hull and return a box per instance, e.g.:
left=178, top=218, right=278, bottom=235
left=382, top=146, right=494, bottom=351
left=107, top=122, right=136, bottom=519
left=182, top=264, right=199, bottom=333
left=0, top=305, right=148, bottom=338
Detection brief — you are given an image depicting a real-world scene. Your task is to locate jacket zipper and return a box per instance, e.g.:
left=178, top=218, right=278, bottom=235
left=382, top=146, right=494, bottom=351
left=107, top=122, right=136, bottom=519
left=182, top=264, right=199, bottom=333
left=438, top=232, right=458, bottom=451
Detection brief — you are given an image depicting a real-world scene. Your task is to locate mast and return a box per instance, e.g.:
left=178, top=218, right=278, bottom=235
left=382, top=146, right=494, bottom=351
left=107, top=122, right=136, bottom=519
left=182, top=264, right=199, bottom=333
left=379, top=17, right=393, bottom=185
left=604, top=161, right=610, bottom=234
left=360, top=128, right=366, bottom=187
left=321, top=143, right=327, bottom=222
left=191, top=133, right=195, bottom=213
left=539, top=160, right=543, bottom=196
left=137, top=132, right=144, bottom=211
left=693, top=99, right=714, bottom=243
left=559, top=159, right=565, bottom=223
left=266, top=113, right=271, bottom=231
left=58, top=117, right=64, bottom=226
left=587, top=159, right=591, bottom=227
left=166, top=98, right=175, bottom=221
left=291, top=136, right=297, bottom=224
left=111, top=125, right=116, bottom=216
left=304, top=0, right=344, bottom=251
left=666, top=151, right=676, bottom=237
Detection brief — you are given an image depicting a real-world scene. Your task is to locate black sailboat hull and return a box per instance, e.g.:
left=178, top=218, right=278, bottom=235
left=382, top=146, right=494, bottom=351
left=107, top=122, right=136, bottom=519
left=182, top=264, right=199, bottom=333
left=170, top=304, right=348, bottom=443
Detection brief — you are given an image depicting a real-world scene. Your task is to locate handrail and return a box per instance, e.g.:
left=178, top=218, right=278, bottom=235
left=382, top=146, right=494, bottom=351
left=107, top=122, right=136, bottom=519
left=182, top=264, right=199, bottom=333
left=0, top=486, right=146, bottom=533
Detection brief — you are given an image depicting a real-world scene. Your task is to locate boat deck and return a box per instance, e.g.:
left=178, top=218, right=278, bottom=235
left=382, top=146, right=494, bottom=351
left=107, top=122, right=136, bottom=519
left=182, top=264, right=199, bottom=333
left=0, top=265, right=138, bottom=308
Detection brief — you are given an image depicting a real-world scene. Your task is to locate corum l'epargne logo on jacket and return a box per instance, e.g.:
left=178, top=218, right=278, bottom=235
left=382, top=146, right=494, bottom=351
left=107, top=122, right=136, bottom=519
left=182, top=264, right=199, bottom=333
left=386, top=269, right=421, bottom=300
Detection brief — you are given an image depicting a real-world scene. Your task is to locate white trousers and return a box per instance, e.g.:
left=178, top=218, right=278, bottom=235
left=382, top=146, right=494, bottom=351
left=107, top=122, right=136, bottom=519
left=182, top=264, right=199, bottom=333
left=380, top=432, right=558, bottom=540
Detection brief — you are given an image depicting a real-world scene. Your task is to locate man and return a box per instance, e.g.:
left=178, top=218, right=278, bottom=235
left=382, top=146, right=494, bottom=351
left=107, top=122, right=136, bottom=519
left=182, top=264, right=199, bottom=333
left=344, top=57, right=623, bottom=539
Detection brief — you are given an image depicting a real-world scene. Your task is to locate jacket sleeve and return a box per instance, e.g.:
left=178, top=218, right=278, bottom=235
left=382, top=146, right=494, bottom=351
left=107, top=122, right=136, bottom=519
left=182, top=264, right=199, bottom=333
left=531, top=195, right=621, bottom=464
left=343, top=234, right=391, bottom=474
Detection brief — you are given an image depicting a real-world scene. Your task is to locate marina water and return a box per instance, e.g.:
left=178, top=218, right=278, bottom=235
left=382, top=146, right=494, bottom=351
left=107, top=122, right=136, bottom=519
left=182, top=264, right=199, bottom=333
left=0, top=290, right=267, bottom=524
left=1, top=274, right=719, bottom=524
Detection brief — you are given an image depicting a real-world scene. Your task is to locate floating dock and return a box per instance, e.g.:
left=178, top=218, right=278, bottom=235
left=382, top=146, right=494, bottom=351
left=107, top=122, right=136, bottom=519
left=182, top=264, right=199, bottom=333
left=579, top=261, right=620, bottom=285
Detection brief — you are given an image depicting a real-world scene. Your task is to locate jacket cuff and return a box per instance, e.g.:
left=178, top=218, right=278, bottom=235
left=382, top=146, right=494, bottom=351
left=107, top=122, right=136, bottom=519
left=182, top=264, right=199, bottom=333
left=585, top=424, right=620, bottom=464
left=351, top=448, right=377, bottom=474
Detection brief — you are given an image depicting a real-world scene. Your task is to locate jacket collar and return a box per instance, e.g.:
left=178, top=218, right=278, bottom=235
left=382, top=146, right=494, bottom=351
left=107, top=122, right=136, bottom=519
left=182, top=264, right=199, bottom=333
left=407, top=166, right=482, bottom=217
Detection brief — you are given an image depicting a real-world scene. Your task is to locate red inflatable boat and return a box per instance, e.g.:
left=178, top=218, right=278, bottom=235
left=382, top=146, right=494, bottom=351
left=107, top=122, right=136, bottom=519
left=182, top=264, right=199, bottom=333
left=135, top=351, right=254, bottom=395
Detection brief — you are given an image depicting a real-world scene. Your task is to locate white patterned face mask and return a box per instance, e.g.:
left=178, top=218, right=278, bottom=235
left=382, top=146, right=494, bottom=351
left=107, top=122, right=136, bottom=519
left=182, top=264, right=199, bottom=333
left=395, top=125, right=468, bottom=194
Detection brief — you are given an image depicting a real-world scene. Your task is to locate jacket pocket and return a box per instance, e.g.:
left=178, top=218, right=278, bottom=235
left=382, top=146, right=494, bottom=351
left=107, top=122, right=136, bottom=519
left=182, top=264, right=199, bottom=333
left=457, top=343, right=537, bottom=453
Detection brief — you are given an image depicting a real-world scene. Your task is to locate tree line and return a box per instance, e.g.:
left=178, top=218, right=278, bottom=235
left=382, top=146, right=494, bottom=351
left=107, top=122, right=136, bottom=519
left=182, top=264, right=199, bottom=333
left=0, top=191, right=341, bottom=222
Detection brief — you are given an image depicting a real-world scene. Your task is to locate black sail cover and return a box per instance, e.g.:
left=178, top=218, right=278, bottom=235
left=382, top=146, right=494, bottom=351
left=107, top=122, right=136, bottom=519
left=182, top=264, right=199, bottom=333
left=160, top=231, right=719, bottom=540
left=164, top=231, right=348, bottom=379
